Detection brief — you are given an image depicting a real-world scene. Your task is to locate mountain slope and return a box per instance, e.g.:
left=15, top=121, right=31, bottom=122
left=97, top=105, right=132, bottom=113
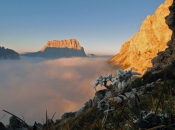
left=0, top=46, right=20, bottom=59
left=108, top=0, right=173, bottom=74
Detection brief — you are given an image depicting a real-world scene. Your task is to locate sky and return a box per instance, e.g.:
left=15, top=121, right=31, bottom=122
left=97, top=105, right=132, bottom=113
left=0, top=57, right=118, bottom=125
left=0, top=0, right=165, bottom=55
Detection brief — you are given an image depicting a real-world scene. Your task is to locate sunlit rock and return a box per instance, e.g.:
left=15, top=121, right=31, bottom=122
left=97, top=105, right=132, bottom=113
left=108, top=0, right=173, bottom=74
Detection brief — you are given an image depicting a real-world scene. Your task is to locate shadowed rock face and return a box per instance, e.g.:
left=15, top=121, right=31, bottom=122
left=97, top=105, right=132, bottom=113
left=152, top=0, right=175, bottom=68
left=22, top=39, right=87, bottom=59
left=108, top=0, right=173, bottom=74
left=0, top=46, right=20, bottom=60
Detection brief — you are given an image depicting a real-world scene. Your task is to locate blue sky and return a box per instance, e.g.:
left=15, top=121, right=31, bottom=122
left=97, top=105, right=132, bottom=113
left=0, top=0, right=165, bottom=55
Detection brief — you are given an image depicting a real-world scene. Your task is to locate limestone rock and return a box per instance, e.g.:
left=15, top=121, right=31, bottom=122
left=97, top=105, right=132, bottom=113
left=41, top=39, right=82, bottom=51
left=152, top=0, right=175, bottom=68
left=108, top=0, right=173, bottom=74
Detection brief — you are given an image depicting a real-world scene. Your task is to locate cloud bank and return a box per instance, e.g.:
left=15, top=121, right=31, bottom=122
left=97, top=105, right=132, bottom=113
left=0, top=57, right=119, bottom=125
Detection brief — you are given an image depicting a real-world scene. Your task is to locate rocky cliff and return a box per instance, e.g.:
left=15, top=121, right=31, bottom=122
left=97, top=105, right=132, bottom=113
left=108, top=0, right=173, bottom=74
left=22, top=39, right=87, bottom=59
left=151, top=0, right=175, bottom=68
left=41, top=39, right=82, bottom=51
left=0, top=46, right=20, bottom=59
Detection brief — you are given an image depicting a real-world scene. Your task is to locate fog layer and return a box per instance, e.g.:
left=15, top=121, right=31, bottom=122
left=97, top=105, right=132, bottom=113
left=0, top=57, right=117, bottom=125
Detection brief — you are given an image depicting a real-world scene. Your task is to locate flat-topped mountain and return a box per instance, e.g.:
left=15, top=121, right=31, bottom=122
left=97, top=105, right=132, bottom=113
left=0, top=46, right=20, bottom=59
left=108, top=0, right=173, bottom=74
left=41, top=39, right=82, bottom=51
left=22, top=39, right=87, bottom=59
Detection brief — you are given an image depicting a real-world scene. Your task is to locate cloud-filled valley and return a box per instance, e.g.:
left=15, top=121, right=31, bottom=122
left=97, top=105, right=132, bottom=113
left=0, top=57, right=118, bottom=125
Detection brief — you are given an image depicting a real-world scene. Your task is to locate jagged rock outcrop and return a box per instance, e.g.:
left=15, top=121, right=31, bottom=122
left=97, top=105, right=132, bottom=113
left=108, top=0, right=173, bottom=74
left=22, top=39, right=87, bottom=59
left=152, top=0, right=175, bottom=68
left=41, top=39, right=82, bottom=51
left=0, top=46, right=20, bottom=59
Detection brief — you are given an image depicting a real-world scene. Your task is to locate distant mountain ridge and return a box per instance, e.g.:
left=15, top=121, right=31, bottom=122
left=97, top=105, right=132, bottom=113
left=0, top=46, right=20, bottom=59
left=22, top=39, right=87, bottom=59
left=108, top=0, right=173, bottom=74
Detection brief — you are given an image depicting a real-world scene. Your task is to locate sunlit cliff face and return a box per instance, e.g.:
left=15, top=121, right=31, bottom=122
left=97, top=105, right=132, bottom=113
left=108, top=0, right=173, bottom=74
left=0, top=57, right=117, bottom=125
left=41, top=39, right=82, bottom=51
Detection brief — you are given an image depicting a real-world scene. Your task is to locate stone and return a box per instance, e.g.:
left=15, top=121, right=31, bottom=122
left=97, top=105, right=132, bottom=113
left=108, top=0, right=173, bottom=74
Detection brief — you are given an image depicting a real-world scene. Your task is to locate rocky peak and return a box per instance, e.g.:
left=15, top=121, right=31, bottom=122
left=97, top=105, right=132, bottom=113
left=151, top=0, right=175, bottom=68
left=108, top=0, right=173, bottom=74
left=41, top=39, right=82, bottom=51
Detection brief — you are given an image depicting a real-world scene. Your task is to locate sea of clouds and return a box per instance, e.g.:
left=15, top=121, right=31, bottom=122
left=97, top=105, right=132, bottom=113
left=0, top=56, right=119, bottom=125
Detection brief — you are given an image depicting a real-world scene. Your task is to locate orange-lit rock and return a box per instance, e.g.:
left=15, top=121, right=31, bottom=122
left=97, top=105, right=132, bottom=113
left=41, top=39, right=82, bottom=51
left=152, top=0, right=175, bottom=68
left=108, top=0, right=173, bottom=74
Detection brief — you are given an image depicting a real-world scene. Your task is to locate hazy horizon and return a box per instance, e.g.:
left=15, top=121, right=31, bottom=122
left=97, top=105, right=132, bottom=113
left=0, top=0, right=165, bottom=55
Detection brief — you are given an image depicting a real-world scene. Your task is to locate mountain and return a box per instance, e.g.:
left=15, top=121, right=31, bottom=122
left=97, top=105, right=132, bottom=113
left=53, top=2, right=175, bottom=129
left=151, top=0, right=175, bottom=69
left=22, top=39, right=87, bottom=59
left=108, top=0, right=173, bottom=74
left=0, top=46, right=20, bottom=59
